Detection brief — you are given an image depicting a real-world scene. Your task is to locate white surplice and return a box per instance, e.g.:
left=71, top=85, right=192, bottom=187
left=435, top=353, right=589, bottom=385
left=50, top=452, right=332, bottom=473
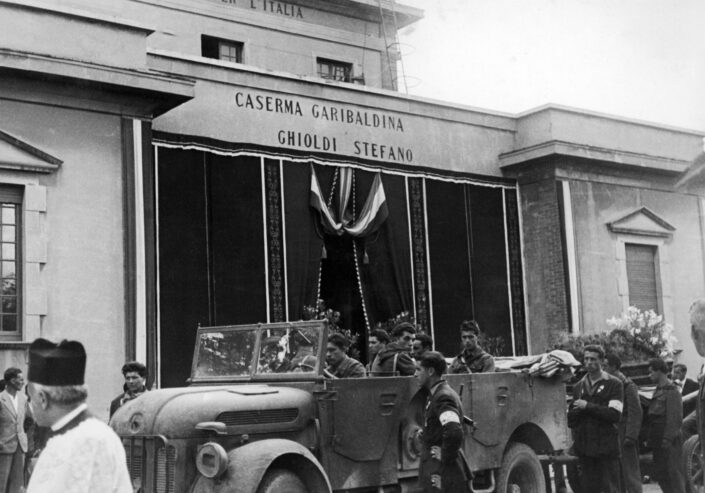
left=26, top=417, right=131, bottom=493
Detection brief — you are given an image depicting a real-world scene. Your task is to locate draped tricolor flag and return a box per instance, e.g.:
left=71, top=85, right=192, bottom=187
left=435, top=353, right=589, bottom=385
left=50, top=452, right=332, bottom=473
left=309, top=165, right=388, bottom=237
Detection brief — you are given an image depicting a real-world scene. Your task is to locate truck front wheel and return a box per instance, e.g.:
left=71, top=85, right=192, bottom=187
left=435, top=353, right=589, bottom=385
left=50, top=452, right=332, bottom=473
left=256, top=468, right=307, bottom=493
left=684, top=434, right=703, bottom=493
left=496, top=443, right=545, bottom=493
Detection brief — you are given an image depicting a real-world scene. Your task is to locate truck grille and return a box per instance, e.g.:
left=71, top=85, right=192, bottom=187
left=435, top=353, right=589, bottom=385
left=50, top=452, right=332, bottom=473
left=122, top=435, right=176, bottom=493
left=216, top=408, right=299, bottom=426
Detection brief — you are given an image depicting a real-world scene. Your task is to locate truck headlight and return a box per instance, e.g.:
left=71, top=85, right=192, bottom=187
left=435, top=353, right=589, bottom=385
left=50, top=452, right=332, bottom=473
left=196, top=442, right=228, bottom=479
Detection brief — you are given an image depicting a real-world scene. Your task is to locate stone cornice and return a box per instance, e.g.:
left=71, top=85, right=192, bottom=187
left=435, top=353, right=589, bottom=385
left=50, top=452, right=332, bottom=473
left=0, top=49, right=194, bottom=116
left=499, top=140, right=690, bottom=174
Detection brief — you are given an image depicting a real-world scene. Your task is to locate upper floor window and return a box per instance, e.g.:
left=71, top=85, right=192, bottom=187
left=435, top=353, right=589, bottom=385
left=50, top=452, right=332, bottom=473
left=202, top=35, right=243, bottom=63
left=625, top=243, right=659, bottom=312
left=0, top=187, right=21, bottom=338
left=317, top=58, right=352, bottom=82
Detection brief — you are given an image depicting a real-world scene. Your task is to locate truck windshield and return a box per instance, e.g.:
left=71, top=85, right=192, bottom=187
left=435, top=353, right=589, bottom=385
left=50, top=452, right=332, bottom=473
left=192, top=324, right=323, bottom=379
left=194, top=329, right=258, bottom=378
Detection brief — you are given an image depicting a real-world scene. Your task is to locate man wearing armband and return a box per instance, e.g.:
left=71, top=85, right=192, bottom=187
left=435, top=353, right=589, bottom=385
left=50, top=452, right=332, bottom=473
left=416, top=351, right=470, bottom=492
left=567, top=344, right=623, bottom=493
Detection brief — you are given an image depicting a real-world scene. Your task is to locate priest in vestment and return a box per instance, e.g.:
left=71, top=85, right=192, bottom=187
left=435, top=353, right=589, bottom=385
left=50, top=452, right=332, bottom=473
left=25, top=338, right=132, bottom=493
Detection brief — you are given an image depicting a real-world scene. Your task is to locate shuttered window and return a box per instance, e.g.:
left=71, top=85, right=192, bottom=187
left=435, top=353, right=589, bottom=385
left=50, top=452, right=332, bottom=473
left=625, top=243, right=659, bottom=312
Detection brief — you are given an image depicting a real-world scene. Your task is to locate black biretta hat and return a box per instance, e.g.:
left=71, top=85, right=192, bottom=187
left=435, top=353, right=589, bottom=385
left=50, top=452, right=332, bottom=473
left=28, top=338, right=86, bottom=386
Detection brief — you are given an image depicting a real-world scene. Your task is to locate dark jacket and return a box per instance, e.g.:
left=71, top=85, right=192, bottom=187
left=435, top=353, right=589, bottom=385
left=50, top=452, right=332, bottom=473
left=327, top=355, right=365, bottom=378
left=420, top=380, right=469, bottom=492
left=614, top=370, right=643, bottom=442
left=109, top=387, right=147, bottom=418
left=371, top=342, right=416, bottom=376
left=568, top=371, right=623, bottom=458
left=449, top=348, right=495, bottom=374
left=647, top=380, right=682, bottom=447
left=681, top=377, right=698, bottom=396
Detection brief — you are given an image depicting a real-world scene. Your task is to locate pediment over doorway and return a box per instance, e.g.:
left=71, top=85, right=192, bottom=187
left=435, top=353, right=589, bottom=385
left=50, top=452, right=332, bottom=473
left=0, top=129, right=62, bottom=173
left=606, top=207, right=675, bottom=238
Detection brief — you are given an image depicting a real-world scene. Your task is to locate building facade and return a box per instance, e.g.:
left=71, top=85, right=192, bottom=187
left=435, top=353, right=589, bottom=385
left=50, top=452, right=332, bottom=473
left=1, top=0, right=703, bottom=416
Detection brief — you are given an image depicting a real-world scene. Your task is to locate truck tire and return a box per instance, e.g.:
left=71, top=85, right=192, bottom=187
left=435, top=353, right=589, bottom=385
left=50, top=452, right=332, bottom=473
left=684, top=434, right=702, bottom=493
left=496, top=443, right=546, bottom=493
left=256, top=468, right=307, bottom=493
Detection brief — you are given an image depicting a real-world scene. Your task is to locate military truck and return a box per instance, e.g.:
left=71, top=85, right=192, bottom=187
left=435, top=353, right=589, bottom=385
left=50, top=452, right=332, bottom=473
left=111, top=321, right=571, bottom=493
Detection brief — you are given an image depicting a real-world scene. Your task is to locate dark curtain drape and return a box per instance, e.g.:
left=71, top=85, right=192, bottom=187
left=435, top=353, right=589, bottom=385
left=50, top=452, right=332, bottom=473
left=357, top=172, right=413, bottom=327
left=208, top=154, right=266, bottom=325
left=283, top=161, right=325, bottom=320
left=425, top=181, right=513, bottom=357
left=158, top=148, right=211, bottom=388
left=158, top=150, right=266, bottom=387
left=319, top=235, right=365, bottom=338
left=425, top=179, right=475, bottom=356
left=467, top=185, right=512, bottom=354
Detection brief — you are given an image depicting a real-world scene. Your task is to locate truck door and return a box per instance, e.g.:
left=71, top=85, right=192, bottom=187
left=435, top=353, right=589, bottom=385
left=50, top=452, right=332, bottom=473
left=315, top=376, right=415, bottom=490
left=448, top=372, right=519, bottom=471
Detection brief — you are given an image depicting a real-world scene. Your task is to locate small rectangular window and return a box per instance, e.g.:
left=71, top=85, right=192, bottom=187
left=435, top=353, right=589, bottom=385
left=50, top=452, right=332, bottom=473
left=317, top=58, right=352, bottom=82
left=625, top=243, right=659, bottom=312
left=202, top=35, right=243, bottom=63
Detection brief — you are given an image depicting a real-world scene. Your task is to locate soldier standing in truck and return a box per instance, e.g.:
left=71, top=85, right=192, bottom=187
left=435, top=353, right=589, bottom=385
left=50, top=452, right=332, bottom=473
left=449, top=320, right=495, bottom=374
left=366, top=328, right=390, bottom=374
left=416, top=351, right=470, bottom=492
left=372, top=322, right=417, bottom=376
left=324, top=333, right=365, bottom=378
left=568, top=344, right=623, bottom=493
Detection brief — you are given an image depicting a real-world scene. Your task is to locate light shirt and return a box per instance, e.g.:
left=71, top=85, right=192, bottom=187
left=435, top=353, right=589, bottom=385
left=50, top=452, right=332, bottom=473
left=27, top=416, right=132, bottom=493
left=10, top=392, right=18, bottom=413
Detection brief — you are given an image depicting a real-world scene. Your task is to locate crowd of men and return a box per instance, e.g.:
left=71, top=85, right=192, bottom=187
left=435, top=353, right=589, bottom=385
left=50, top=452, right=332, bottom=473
left=324, top=311, right=705, bottom=493
left=565, top=298, right=705, bottom=493
left=3, top=300, right=705, bottom=492
left=325, top=318, right=496, bottom=379
left=568, top=346, right=686, bottom=493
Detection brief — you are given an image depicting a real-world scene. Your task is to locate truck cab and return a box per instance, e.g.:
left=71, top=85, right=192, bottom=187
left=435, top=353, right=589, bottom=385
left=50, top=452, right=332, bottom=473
left=111, top=321, right=571, bottom=492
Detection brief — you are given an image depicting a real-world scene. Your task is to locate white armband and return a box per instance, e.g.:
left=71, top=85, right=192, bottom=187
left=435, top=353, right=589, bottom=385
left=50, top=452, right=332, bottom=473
left=608, top=400, right=623, bottom=412
left=439, top=410, right=461, bottom=425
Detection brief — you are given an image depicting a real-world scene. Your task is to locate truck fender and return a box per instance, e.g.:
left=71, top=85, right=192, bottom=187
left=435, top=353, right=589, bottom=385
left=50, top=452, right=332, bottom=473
left=190, top=439, right=332, bottom=493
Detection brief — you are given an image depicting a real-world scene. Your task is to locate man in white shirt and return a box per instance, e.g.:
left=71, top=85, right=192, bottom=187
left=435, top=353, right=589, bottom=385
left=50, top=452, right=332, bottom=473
left=25, top=338, right=132, bottom=493
left=0, top=367, right=28, bottom=493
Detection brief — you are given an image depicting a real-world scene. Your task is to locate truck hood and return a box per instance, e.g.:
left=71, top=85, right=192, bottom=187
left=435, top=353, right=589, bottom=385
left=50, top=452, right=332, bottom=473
left=110, top=385, right=315, bottom=439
